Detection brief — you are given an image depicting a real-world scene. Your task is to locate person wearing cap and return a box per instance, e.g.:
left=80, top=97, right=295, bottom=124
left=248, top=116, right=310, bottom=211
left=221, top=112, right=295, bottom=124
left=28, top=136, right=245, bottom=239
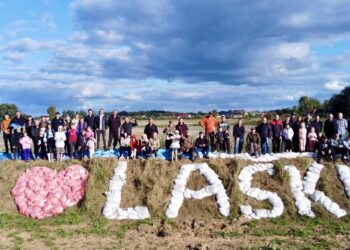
left=218, top=115, right=231, bottom=154
left=246, top=127, right=261, bottom=157
left=163, top=120, right=176, bottom=149
left=233, top=119, right=245, bottom=154
left=194, top=131, right=211, bottom=159
left=51, top=112, right=64, bottom=132
left=256, top=117, right=272, bottom=155
left=199, top=112, right=219, bottom=150
left=271, top=115, right=283, bottom=153
left=1, top=114, right=12, bottom=154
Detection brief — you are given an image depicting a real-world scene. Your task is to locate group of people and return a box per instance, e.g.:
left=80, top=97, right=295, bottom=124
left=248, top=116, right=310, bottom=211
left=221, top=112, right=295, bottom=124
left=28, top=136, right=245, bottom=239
left=1, top=109, right=350, bottom=163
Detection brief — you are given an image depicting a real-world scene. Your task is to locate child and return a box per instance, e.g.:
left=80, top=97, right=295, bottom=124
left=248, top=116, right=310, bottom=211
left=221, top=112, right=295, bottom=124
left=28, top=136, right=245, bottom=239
left=139, top=134, right=150, bottom=159
left=55, top=125, right=66, bottom=162
left=12, top=127, right=23, bottom=160
left=170, top=130, right=181, bottom=161
left=308, top=127, right=317, bottom=152
left=215, top=127, right=225, bottom=152
left=119, top=132, right=131, bottom=159
left=130, top=134, right=138, bottom=159
left=68, top=124, right=78, bottom=159
left=149, top=132, right=160, bottom=159
left=299, top=122, right=307, bottom=152
left=77, top=129, right=87, bottom=160
left=44, top=124, right=55, bottom=162
left=87, top=137, right=96, bottom=159
left=20, top=132, right=33, bottom=162
left=282, top=124, right=294, bottom=152
left=85, top=126, right=94, bottom=139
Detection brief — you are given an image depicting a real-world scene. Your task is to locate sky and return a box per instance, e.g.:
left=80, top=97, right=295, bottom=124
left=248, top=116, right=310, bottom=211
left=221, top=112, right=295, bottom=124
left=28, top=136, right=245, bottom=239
left=0, top=0, right=350, bottom=116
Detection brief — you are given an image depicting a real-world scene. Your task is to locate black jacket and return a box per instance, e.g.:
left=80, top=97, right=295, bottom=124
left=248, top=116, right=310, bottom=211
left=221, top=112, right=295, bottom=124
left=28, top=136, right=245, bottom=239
left=84, top=114, right=95, bottom=130
left=51, top=118, right=64, bottom=132
left=121, top=121, right=138, bottom=136
left=108, top=116, right=121, bottom=132
left=256, top=123, right=272, bottom=141
left=195, top=138, right=209, bottom=148
left=233, top=125, right=245, bottom=139
left=31, top=126, right=40, bottom=139
left=94, top=115, right=108, bottom=130
left=12, top=132, right=22, bottom=147
left=313, top=120, right=323, bottom=134
left=144, top=124, right=158, bottom=139
left=10, top=116, right=26, bottom=127
left=324, top=119, right=336, bottom=139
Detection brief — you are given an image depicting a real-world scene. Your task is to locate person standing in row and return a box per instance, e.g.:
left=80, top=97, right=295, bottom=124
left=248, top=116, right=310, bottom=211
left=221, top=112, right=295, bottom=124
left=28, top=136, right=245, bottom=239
left=163, top=120, right=176, bottom=149
left=107, top=110, right=121, bottom=150
left=25, top=115, right=34, bottom=138
left=199, top=112, right=218, bottom=150
left=51, top=112, right=64, bottom=132
left=10, top=111, right=26, bottom=131
left=324, top=113, right=336, bottom=139
left=84, top=109, right=95, bottom=132
left=176, top=118, right=189, bottom=136
left=31, top=120, right=41, bottom=158
left=335, top=112, right=348, bottom=140
left=271, top=115, right=283, bottom=153
left=313, top=115, right=323, bottom=134
left=218, top=115, right=231, bottom=154
left=144, top=118, right=158, bottom=139
left=233, top=119, right=245, bottom=154
left=94, top=109, right=108, bottom=150
left=1, top=114, right=12, bottom=154
left=121, top=116, right=138, bottom=136
left=256, top=117, right=272, bottom=155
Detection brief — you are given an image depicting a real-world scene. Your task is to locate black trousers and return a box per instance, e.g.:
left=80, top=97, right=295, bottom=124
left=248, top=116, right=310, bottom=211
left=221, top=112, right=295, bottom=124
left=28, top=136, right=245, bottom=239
left=96, top=129, right=106, bottom=150
left=32, top=137, right=40, bottom=157
left=206, top=132, right=215, bottom=150
left=165, top=139, right=172, bottom=149
left=3, top=133, right=12, bottom=153
left=272, top=137, right=281, bottom=153
left=108, top=130, right=119, bottom=149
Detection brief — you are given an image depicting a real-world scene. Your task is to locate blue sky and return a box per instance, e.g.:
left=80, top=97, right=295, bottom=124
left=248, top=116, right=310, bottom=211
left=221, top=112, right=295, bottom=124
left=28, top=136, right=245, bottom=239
left=1, top=0, right=350, bottom=116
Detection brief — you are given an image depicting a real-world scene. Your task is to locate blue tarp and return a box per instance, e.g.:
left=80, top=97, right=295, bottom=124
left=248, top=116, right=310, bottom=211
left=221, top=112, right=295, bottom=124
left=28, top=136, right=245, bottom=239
left=0, top=149, right=192, bottom=161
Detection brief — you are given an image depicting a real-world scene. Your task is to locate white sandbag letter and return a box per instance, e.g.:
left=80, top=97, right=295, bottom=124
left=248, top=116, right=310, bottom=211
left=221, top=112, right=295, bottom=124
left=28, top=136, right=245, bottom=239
left=238, top=164, right=284, bottom=219
left=166, top=163, right=230, bottom=218
left=102, top=161, right=150, bottom=220
left=336, top=164, right=350, bottom=199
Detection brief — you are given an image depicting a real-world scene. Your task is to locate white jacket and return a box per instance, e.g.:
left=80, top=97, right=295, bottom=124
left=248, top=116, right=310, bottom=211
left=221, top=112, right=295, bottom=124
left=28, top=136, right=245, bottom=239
left=282, top=128, right=294, bottom=140
left=170, top=134, right=181, bottom=149
left=55, top=131, right=66, bottom=148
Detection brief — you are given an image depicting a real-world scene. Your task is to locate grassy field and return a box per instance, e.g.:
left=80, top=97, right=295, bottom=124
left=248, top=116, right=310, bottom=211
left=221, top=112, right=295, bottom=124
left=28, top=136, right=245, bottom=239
left=0, top=157, right=350, bottom=249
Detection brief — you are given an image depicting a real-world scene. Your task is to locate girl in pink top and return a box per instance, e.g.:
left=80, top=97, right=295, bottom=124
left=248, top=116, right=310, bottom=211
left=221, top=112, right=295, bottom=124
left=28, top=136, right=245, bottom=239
left=20, top=132, right=33, bottom=162
left=308, top=127, right=317, bottom=152
left=299, top=122, right=307, bottom=152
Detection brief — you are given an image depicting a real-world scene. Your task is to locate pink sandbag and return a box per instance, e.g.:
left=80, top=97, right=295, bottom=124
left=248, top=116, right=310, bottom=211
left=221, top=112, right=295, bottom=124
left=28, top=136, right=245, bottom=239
left=11, top=165, right=89, bottom=219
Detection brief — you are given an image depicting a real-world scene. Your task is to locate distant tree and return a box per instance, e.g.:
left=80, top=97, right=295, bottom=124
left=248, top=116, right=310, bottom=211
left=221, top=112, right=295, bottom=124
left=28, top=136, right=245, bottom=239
left=298, top=96, right=321, bottom=114
left=0, top=103, right=19, bottom=118
left=324, top=86, right=350, bottom=117
left=47, top=105, right=56, bottom=120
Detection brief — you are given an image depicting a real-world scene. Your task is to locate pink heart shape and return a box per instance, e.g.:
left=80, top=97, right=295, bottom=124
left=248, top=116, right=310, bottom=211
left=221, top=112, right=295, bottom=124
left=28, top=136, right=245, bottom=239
left=11, top=165, right=89, bottom=219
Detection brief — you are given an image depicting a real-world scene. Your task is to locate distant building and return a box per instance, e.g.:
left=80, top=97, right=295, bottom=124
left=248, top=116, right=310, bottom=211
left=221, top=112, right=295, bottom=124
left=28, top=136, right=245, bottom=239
left=231, top=110, right=247, bottom=118
left=177, top=113, right=192, bottom=119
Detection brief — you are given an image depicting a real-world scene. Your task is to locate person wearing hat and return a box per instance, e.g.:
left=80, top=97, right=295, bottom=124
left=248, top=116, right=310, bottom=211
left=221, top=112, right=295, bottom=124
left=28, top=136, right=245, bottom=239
left=246, top=127, right=261, bottom=157
left=199, top=112, right=219, bottom=150
left=194, top=131, right=211, bottom=159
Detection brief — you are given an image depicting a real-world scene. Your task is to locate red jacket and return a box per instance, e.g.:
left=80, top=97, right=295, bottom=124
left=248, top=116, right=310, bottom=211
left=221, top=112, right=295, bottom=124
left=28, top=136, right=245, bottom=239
left=68, top=129, right=78, bottom=143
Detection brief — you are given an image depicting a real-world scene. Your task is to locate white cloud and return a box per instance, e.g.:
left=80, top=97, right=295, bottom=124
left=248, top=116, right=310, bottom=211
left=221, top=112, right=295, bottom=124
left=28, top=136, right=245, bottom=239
left=124, top=94, right=142, bottom=101
left=41, top=13, right=57, bottom=33
left=324, top=80, right=349, bottom=91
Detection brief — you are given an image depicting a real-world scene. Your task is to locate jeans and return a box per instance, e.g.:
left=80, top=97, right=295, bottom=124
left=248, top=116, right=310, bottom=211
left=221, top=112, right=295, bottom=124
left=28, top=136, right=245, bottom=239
left=195, top=146, right=211, bottom=158
left=261, top=138, right=270, bottom=155
left=96, top=129, right=106, bottom=150
left=234, top=138, right=244, bottom=154
left=23, top=148, right=30, bottom=161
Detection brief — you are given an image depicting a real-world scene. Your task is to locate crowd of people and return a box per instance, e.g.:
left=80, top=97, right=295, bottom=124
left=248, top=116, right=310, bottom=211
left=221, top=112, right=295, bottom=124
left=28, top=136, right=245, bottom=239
left=1, top=109, right=349, bottom=164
